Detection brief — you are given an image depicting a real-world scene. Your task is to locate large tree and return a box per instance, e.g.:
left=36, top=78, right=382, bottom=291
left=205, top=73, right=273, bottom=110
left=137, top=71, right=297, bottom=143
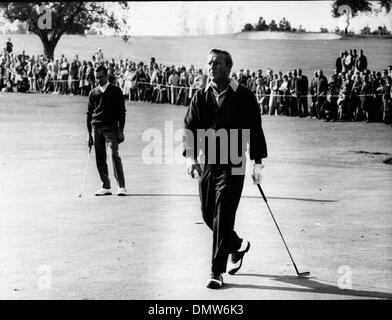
left=332, top=0, right=391, bottom=33
left=0, top=2, right=129, bottom=59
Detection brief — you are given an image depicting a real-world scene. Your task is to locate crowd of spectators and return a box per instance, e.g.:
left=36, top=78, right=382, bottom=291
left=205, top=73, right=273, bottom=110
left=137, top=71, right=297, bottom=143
left=1, top=38, right=391, bottom=125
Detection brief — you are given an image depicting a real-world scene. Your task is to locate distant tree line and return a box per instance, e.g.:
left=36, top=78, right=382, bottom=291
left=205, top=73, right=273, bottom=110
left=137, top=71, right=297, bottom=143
left=242, top=16, right=391, bottom=36
left=332, top=24, right=391, bottom=35
left=242, top=1, right=392, bottom=35
left=359, top=25, right=390, bottom=35
left=241, top=17, right=306, bottom=33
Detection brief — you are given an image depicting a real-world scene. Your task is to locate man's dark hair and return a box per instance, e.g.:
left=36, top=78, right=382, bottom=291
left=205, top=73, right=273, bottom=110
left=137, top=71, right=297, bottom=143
left=208, top=48, right=233, bottom=70
left=95, top=65, right=108, bottom=75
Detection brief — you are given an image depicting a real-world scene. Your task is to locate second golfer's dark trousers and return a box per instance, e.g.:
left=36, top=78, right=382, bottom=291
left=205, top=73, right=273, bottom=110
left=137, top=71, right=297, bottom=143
left=199, top=164, right=244, bottom=273
left=93, top=125, right=125, bottom=189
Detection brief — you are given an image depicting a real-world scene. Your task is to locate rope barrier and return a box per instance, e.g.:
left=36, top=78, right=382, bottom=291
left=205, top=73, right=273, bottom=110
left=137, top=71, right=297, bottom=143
left=120, top=80, right=385, bottom=98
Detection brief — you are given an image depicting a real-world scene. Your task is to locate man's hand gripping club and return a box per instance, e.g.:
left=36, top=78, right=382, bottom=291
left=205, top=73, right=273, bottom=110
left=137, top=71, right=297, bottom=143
left=252, top=163, right=264, bottom=184
left=186, top=157, right=203, bottom=179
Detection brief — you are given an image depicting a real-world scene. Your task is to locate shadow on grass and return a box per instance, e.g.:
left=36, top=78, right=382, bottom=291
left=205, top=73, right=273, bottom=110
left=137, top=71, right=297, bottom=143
left=223, top=273, right=392, bottom=299
left=122, top=193, right=337, bottom=203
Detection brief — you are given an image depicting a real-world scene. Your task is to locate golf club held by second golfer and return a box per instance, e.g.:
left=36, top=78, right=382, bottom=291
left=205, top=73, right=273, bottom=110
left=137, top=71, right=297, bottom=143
left=78, top=146, right=92, bottom=198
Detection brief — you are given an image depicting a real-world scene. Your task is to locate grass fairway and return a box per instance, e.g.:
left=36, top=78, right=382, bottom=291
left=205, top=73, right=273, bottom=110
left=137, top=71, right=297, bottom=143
left=0, top=92, right=392, bottom=299
left=1, top=33, right=392, bottom=79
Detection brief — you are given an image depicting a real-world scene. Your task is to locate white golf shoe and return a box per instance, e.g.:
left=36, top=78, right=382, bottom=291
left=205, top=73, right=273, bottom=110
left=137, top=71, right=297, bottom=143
left=228, top=240, right=251, bottom=275
left=94, top=187, right=112, bottom=196
left=117, top=187, right=127, bottom=196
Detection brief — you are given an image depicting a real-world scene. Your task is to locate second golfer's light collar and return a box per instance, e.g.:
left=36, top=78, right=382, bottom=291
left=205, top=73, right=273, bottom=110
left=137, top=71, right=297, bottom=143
left=99, top=81, right=109, bottom=93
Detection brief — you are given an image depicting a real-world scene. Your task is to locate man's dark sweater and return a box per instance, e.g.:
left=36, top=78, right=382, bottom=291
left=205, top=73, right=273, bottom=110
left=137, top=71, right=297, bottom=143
left=183, top=84, right=268, bottom=166
left=87, top=83, right=126, bottom=133
left=294, top=75, right=309, bottom=96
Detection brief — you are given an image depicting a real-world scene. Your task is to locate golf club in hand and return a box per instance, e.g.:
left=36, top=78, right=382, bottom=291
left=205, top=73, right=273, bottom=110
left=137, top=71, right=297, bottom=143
left=257, top=184, right=310, bottom=278
left=78, top=145, right=92, bottom=198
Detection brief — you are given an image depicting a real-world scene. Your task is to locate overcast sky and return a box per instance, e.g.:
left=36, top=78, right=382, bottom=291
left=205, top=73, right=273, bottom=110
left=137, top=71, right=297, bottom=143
left=126, top=1, right=392, bottom=36
left=0, top=1, right=390, bottom=35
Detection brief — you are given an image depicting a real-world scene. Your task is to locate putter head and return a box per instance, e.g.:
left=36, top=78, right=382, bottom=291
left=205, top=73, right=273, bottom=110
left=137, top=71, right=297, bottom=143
left=298, top=271, right=310, bottom=278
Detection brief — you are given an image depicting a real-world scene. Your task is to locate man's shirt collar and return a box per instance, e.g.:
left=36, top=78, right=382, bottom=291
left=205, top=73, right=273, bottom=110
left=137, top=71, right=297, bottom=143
left=205, top=78, right=239, bottom=93
left=99, top=81, right=109, bottom=93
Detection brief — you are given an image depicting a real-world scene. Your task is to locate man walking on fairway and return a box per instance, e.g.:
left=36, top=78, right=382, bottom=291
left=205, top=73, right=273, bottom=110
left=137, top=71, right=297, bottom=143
left=87, top=65, right=127, bottom=196
left=183, top=49, right=268, bottom=289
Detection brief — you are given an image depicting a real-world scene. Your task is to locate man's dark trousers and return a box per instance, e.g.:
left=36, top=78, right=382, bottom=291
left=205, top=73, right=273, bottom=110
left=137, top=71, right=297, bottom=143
left=199, top=164, right=244, bottom=273
left=317, top=96, right=327, bottom=119
left=297, top=96, right=308, bottom=117
left=93, top=125, right=125, bottom=189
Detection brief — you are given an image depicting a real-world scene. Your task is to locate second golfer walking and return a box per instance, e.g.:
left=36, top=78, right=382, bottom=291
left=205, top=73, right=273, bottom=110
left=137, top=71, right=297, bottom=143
left=183, top=49, right=268, bottom=289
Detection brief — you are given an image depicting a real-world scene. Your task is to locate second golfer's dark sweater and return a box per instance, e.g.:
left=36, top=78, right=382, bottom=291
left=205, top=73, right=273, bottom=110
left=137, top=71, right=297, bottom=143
left=87, top=83, right=126, bottom=133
